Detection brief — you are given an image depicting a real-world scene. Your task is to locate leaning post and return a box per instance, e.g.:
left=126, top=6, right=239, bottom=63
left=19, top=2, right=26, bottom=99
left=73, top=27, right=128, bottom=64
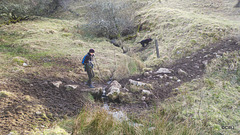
left=155, top=39, right=160, bottom=58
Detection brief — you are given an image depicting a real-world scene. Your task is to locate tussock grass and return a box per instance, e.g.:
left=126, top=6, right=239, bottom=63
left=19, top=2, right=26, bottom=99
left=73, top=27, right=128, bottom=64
left=71, top=105, right=204, bottom=135
left=161, top=51, right=240, bottom=134
left=72, top=106, right=117, bottom=135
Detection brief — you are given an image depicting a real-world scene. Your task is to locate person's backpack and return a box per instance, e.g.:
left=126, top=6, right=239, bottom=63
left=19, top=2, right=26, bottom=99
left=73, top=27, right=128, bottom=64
left=82, top=55, right=87, bottom=65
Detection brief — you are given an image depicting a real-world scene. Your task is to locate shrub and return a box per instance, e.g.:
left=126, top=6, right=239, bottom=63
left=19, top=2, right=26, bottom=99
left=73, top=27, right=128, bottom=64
left=0, top=0, right=72, bottom=19
left=83, top=0, right=136, bottom=39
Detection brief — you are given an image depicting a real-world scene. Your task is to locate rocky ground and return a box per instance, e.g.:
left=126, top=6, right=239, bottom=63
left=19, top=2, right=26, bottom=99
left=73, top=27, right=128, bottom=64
left=1, top=37, right=239, bottom=134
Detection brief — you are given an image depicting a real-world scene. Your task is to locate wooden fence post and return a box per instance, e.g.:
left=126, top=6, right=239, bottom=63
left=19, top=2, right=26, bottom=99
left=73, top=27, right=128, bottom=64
left=155, top=39, right=160, bottom=58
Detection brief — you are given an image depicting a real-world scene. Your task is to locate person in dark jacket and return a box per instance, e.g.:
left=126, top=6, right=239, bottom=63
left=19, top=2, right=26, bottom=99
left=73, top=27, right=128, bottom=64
left=82, top=49, right=95, bottom=88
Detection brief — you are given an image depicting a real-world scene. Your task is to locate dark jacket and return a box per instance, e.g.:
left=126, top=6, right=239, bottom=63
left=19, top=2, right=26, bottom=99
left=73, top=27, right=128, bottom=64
left=83, top=53, right=93, bottom=64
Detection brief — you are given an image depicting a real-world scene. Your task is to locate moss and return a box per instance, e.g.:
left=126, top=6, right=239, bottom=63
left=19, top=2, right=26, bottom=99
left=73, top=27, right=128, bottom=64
left=0, top=91, right=13, bottom=99
left=0, top=91, right=9, bottom=98
left=129, top=85, right=141, bottom=93
left=24, top=95, right=32, bottom=102
left=46, top=113, right=54, bottom=120
left=124, top=34, right=137, bottom=41
left=12, top=58, right=25, bottom=66
left=87, top=93, right=95, bottom=103
left=145, top=84, right=153, bottom=90
left=119, top=92, right=131, bottom=103
left=108, top=91, right=119, bottom=101
left=190, top=39, right=197, bottom=45
left=143, top=68, right=152, bottom=72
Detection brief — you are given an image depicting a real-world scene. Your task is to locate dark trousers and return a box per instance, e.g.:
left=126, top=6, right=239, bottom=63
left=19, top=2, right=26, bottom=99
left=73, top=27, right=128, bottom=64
left=85, top=64, right=94, bottom=86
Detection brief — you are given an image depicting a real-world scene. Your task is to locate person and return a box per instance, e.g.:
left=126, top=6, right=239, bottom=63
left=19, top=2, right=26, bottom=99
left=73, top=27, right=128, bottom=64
left=82, top=49, right=95, bottom=88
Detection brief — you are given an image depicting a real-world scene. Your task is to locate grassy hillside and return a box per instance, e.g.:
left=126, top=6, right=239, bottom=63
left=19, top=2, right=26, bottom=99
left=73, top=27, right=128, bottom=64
left=0, top=14, right=143, bottom=135
left=0, top=17, right=143, bottom=80
left=161, top=50, right=240, bottom=135
left=0, top=0, right=240, bottom=134
left=130, top=0, right=240, bottom=67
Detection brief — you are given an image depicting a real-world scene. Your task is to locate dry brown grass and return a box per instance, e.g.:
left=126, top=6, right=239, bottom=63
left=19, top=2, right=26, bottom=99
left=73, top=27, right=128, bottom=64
left=71, top=105, right=206, bottom=135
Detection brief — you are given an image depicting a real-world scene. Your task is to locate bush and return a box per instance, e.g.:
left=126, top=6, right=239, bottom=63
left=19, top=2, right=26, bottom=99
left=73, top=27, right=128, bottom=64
left=83, top=0, right=136, bottom=39
left=0, top=0, right=72, bottom=19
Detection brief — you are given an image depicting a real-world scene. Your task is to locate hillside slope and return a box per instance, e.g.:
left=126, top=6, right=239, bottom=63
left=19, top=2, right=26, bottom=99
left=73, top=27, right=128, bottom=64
left=0, top=0, right=240, bottom=134
left=0, top=17, right=143, bottom=134
left=131, top=0, right=240, bottom=67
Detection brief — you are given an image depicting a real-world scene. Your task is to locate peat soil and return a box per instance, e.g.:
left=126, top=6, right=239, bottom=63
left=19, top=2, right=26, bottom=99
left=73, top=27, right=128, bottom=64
left=0, top=58, right=92, bottom=134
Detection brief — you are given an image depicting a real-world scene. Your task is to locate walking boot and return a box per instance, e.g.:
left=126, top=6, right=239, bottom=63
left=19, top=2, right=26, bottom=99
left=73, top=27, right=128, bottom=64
left=89, top=84, right=95, bottom=88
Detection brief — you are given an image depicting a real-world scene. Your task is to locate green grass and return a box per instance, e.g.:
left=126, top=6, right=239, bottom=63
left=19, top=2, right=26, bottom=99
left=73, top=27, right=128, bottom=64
left=1, top=1, right=240, bottom=134
left=0, top=17, right=144, bottom=80
left=130, top=1, right=240, bottom=67
left=71, top=106, right=205, bottom=135
left=0, top=90, right=14, bottom=98
left=161, top=51, right=240, bottom=135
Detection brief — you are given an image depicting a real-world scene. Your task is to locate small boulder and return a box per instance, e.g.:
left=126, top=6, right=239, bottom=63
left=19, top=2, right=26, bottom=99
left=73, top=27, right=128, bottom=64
left=178, top=69, right=188, bottom=76
left=141, top=96, right=146, bottom=101
left=129, top=79, right=153, bottom=90
left=157, top=75, right=163, bottom=79
left=36, top=111, right=42, bottom=115
left=90, top=87, right=103, bottom=100
left=122, top=87, right=129, bottom=92
left=51, top=81, right=62, bottom=88
left=143, top=72, right=150, bottom=77
left=107, top=80, right=122, bottom=101
left=107, top=88, right=120, bottom=101
left=194, top=65, right=200, bottom=69
left=129, top=79, right=146, bottom=86
left=119, top=92, right=131, bottom=103
left=148, top=127, right=156, bottom=131
left=65, top=85, right=78, bottom=90
left=202, top=60, right=208, bottom=66
left=108, top=80, right=122, bottom=90
left=155, top=68, right=171, bottom=74
left=23, top=63, right=28, bottom=67
left=142, top=90, right=152, bottom=96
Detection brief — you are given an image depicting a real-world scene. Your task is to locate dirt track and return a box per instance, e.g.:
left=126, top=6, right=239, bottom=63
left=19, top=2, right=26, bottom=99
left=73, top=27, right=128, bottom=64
left=0, top=38, right=239, bottom=134
left=120, top=38, right=240, bottom=101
